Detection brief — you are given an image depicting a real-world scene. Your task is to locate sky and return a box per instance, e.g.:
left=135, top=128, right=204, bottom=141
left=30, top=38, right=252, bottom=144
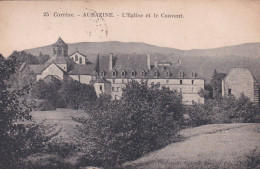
left=0, top=0, right=260, bottom=57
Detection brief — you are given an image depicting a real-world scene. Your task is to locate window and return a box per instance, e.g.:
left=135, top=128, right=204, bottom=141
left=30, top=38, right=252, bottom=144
left=112, top=87, right=115, bottom=91
left=192, top=72, right=195, bottom=78
left=75, top=55, right=78, bottom=61
left=121, top=70, right=126, bottom=77
left=166, top=71, right=170, bottom=78
left=101, top=70, right=105, bottom=77
left=151, top=82, right=154, bottom=87
left=154, top=70, right=158, bottom=77
left=79, top=57, right=82, bottom=64
left=112, top=70, right=117, bottom=77
left=192, top=87, right=194, bottom=93
left=192, top=80, right=194, bottom=85
left=58, top=48, right=61, bottom=55
left=54, top=48, right=57, bottom=54
left=99, top=85, right=103, bottom=91
left=142, top=70, right=146, bottom=77
left=131, top=70, right=136, bottom=77
left=228, top=89, right=232, bottom=95
left=180, top=88, right=182, bottom=93
left=180, top=80, right=182, bottom=84
left=157, top=82, right=160, bottom=87
left=166, top=79, right=169, bottom=84
left=179, top=71, right=183, bottom=77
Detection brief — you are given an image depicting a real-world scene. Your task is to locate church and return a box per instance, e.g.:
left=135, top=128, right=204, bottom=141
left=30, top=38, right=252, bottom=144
left=21, top=37, right=205, bottom=105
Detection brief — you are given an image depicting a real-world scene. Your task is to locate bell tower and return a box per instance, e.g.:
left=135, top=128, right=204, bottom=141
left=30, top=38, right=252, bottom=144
left=52, top=37, right=68, bottom=57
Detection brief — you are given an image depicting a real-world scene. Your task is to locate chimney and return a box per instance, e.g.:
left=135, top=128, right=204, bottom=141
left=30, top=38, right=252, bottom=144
left=109, top=53, right=113, bottom=71
left=147, top=54, right=151, bottom=70
left=154, top=56, right=158, bottom=68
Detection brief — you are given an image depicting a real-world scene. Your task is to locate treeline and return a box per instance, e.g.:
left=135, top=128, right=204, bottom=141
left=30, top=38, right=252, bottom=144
left=31, top=79, right=97, bottom=110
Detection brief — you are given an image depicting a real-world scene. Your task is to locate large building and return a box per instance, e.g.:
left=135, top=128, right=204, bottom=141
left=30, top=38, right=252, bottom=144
left=222, top=68, right=259, bottom=104
left=95, top=53, right=205, bottom=104
left=21, top=37, right=205, bottom=105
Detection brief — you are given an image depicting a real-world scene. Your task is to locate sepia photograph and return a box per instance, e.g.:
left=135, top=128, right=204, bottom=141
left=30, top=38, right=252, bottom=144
left=0, top=0, right=259, bottom=168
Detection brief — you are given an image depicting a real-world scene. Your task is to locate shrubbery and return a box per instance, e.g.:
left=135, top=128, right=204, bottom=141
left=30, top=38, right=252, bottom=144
left=188, top=94, right=260, bottom=126
left=74, top=81, right=184, bottom=168
left=31, top=79, right=97, bottom=110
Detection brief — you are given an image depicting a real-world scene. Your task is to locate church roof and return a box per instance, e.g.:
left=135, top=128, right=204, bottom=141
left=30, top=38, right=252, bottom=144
left=46, top=56, right=67, bottom=64
left=69, top=51, right=88, bottom=58
left=28, top=64, right=47, bottom=74
left=52, top=37, right=67, bottom=46
left=98, top=54, right=203, bottom=79
left=68, top=64, right=96, bottom=75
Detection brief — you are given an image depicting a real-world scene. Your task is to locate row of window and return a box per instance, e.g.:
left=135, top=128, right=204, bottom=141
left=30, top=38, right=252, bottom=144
left=108, top=69, right=196, bottom=78
left=111, top=79, right=195, bottom=85
left=110, top=85, right=196, bottom=93
left=112, top=87, right=121, bottom=92
left=53, top=48, right=67, bottom=55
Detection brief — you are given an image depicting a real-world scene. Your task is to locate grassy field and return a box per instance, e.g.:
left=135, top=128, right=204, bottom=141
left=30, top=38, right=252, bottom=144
left=31, top=108, right=88, bottom=143
left=124, top=123, right=260, bottom=169
left=29, top=110, right=260, bottom=168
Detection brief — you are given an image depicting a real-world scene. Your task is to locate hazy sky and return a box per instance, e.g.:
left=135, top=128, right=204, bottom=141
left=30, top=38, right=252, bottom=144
left=0, top=0, right=260, bottom=57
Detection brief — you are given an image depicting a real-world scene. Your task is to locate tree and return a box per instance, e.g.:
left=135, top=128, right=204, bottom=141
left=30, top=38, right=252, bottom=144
left=60, top=80, right=97, bottom=110
left=189, top=93, right=259, bottom=126
left=38, top=52, right=50, bottom=64
left=211, top=69, right=226, bottom=98
left=94, top=54, right=100, bottom=75
left=11, top=51, right=39, bottom=64
left=74, top=80, right=183, bottom=168
left=31, top=79, right=62, bottom=109
left=0, top=54, right=50, bottom=168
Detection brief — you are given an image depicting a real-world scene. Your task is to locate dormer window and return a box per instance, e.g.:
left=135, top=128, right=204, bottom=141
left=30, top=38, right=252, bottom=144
left=154, top=70, right=158, bottom=77
left=121, top=70, right=126, bottom=77
left=179, top=70, right=184, bottom=77
left=192, top=71, right=196, bottom=78
left=112, top=69, right=117, bottom=77
left=141, top=70, right=146, bottom=77
left=79, top=57, right=82, bottom=64
left=131, top=70, right=136, bottom=77
left=58, top=48, right=61, bottom=55
left=101, top=70, right=105, bottom=77
left=166, top=70, right=170, bottom=78
left=75, top=55, right=78, bottom=61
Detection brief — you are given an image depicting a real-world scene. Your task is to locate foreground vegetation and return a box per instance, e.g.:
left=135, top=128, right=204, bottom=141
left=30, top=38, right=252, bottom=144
left=1, top=53, right=259, bottom=168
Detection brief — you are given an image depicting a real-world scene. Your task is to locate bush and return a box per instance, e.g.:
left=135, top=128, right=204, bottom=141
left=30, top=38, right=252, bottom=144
left=74, top=80, right=184, bottom=168
left=60, top=80, right=97, bottom=110
left=31, top=80, right=62, bottom=110
left=188, top=94, right=259, bottom=126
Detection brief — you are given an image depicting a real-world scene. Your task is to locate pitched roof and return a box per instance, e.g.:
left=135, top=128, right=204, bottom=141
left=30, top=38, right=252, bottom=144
left=46, top=56, right=67, bottom=64
left=68, top=64, right=96, bottom=75
left=69, top=51, right=88, bottom=58
left=98, top=54, right=203, bottom=79
left=52, top=37, right=67, bottom=46
left=28, top=64, right=47, bottom=74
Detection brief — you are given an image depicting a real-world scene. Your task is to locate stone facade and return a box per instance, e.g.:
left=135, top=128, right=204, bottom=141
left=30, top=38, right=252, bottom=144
left=96, top=54, right=205, bottom=105
left=69, top=51, right=88, bottom=65
left=222, top=68, right=259, bottom=104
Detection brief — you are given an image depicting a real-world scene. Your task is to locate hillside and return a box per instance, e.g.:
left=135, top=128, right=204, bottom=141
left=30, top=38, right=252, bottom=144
left=124, top=123, right=260, bottom=169
left=25, top=42, right=260, bottom=82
